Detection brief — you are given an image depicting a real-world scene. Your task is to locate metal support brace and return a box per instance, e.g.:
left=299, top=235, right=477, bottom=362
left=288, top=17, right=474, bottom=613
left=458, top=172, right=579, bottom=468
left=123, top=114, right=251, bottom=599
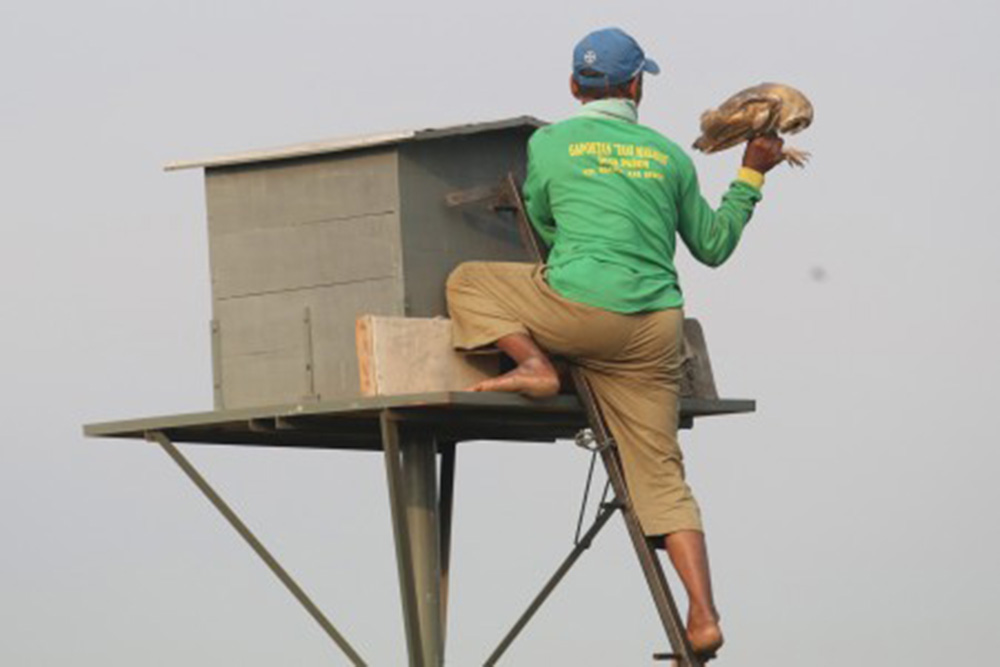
left=484, top=501, right=619, bottom=666
left=146, top=430, right=367, bottom=666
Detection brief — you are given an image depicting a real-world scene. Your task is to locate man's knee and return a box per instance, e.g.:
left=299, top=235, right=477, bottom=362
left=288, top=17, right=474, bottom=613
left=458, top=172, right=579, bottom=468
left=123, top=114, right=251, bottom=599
left=446, top=261, right=481, bottom=293
left=447, top=261, right=501, bottom=303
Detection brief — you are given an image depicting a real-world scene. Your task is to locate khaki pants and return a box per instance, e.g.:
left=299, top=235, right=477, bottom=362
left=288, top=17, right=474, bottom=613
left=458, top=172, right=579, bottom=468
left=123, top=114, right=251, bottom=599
left=446, top=261, right=702, bottom=536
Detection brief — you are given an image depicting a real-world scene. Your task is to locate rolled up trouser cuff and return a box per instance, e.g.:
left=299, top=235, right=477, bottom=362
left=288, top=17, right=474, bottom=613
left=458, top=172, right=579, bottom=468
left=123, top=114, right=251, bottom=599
left=641, top=514, right=705, bottom=538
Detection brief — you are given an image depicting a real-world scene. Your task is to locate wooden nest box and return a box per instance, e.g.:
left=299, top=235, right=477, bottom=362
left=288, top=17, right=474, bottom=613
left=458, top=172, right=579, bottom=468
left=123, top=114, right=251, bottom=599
left=168, top=117, right=543, bottom=409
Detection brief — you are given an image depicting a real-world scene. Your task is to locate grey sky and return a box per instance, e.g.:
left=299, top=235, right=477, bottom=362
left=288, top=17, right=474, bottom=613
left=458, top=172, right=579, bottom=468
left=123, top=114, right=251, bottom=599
left=2, top=0, right=999, bottom=664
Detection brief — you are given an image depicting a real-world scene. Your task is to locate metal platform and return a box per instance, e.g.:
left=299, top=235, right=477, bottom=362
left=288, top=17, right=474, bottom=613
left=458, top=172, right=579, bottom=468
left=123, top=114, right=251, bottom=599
left=83, top=392, right=755, bottom=666
left=84, top=391, right=755, bottom=449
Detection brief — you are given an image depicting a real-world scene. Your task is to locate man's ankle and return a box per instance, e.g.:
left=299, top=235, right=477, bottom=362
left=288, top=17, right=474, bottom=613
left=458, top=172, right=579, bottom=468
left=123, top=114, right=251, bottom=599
left=688, top=605, right=720, bottom=626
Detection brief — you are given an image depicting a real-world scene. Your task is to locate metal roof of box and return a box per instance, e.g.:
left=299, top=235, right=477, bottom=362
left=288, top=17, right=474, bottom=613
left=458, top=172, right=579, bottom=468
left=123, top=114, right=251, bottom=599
left=164, top=115, right=547, bottom=172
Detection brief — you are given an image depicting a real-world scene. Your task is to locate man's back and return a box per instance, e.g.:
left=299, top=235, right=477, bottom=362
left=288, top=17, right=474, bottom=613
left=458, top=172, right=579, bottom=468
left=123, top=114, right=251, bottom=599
left=523, top=99, right=763, bottom=314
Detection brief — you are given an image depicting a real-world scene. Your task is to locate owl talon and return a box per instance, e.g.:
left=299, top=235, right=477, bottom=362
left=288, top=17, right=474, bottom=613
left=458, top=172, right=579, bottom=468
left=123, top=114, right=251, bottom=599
left=783, top=147, right=811, bottom=168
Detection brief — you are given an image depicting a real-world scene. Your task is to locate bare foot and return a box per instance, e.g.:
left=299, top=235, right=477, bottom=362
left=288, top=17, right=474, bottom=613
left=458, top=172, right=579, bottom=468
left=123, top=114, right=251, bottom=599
left=468, top=357, right=559, bottom=398
left=687, top=612, right=724, bottom=659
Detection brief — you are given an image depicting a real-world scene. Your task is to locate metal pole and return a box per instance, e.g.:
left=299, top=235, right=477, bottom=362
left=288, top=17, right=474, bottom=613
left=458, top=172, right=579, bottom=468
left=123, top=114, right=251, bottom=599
left=484, top=503, right=618, bottom=666
left=380, top=412, right=424, bottom=665
left=381, top=412, right=445, bottom=667
left=146, top=430, right=367, bottom=666
left=401, top=430, right=444, bottom=666
left=438, top=441, right=457, bottom=648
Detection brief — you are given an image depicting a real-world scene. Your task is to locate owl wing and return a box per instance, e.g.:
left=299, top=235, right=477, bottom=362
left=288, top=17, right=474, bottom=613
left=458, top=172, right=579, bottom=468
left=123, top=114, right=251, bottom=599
left=694, top=95, right=783, bottom=154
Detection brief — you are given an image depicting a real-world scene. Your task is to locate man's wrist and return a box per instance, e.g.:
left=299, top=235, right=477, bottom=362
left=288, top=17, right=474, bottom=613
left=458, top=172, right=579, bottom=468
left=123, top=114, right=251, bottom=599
left=737, top=167, right=765, bottom=189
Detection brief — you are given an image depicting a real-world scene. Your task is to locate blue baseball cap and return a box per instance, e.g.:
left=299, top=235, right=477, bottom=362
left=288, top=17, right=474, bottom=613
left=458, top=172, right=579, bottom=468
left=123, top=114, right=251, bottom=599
left=572, top=28, right=660, bottom=88
left=573, top=28, right=660, bottom=88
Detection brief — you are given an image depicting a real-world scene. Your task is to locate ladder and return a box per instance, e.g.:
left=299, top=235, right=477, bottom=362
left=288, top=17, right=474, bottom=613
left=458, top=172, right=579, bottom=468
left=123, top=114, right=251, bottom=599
left=484, top=173, right=704, bottom=666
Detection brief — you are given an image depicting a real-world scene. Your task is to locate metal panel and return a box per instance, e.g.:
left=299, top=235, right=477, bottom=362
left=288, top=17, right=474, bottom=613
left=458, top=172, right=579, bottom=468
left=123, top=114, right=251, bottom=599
left=209, top=212, right=399, bottom=299
left=204, top=149, right=399, bottom=235
left=215, top=277, right=403, bottom=408
left=217, top=347, right=307, bottom=409
left=211, top=319, right=224, bottom=408
left=309, top=278, right=405, bottom=401
left=397, top=130, right=532, bottom=317
left=202, top=147, right=406, bottom=408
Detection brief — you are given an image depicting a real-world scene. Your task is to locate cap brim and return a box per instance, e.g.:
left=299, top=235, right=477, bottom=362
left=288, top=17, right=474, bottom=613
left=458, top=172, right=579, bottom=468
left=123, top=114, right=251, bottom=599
left=642, top=58, right=661, bottom=75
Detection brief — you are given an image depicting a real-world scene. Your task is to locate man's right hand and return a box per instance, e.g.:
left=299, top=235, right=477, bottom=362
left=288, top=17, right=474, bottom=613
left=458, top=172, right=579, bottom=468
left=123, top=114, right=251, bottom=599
left=742, top=135, right=785, bottom=173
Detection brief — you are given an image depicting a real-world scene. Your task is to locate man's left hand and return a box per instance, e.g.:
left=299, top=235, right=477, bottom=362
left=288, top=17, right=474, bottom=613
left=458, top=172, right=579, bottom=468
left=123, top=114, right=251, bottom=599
left=743, top=135, right=785, bottom=173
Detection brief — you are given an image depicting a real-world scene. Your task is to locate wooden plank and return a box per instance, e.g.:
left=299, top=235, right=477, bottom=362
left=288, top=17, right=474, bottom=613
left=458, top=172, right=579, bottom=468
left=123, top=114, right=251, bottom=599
left=209, top=211, right=400, bottom=299
left=355, top=315, right=376, bottom=396
left=355, top=316, right=500, bottom=396
left=204, top=149, right=399, bottom=235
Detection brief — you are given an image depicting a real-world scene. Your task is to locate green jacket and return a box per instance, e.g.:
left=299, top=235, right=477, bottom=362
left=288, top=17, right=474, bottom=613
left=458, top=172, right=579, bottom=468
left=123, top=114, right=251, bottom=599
left=523, top=98, right=764, bottom=313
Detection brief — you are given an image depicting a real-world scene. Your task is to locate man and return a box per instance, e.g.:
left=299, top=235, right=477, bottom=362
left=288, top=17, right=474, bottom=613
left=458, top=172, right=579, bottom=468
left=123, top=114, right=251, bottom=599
left=446, top=28, right=784, bottom=658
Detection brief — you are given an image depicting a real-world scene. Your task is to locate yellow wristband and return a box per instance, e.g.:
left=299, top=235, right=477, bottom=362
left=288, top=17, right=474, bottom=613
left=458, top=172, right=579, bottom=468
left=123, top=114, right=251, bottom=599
left=737, top=167, right=765, bottom=189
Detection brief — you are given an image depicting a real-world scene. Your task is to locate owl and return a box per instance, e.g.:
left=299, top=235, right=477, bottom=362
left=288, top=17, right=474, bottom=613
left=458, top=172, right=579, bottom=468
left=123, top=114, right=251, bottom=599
left=693, top=83, right=814, bottom=167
